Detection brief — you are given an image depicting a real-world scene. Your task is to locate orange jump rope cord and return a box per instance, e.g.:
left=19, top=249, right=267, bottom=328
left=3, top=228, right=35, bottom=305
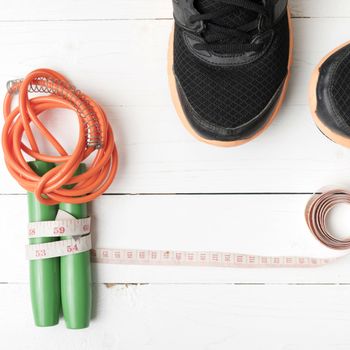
left=2, top=68, right=118, bottom=205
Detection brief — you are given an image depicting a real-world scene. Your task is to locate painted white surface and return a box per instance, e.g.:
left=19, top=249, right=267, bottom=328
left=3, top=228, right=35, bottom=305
left=1, top=0, right=350, bottom=348
left=2, top=284, right=350, bottom=350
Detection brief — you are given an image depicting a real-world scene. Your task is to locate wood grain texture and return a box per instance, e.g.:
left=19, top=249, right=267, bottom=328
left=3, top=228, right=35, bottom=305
left=1, top=284, right=350, bottom=350
left=1, top=1, right=350, bottom=347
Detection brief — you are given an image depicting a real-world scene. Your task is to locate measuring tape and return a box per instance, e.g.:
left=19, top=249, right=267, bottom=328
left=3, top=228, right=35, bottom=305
left=25, top=189, right=350, bottom=268
left=28, top=236, right=333, bottom=268
left=26, top=215, right=333, bottom=267
left=90, top=248, right=334, bottom=268
left=26, top=236, right=92, bottom=260
left=26, top=210, right=92, bottom=260
left=28, top=217, right=91, bottom=238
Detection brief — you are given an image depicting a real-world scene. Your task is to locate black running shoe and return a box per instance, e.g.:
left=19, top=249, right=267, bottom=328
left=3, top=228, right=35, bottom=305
left=168, top=0, right=293, bottom=147
left=310, top=41, right=350, bottom=148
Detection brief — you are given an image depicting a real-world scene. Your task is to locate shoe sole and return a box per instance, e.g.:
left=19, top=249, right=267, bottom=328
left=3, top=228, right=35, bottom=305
left=309, top=40, right=350, bottom=148
left=167, top=8, right=294, bottom=147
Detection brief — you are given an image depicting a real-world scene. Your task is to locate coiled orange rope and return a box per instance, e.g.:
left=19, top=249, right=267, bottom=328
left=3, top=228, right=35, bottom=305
left=2, top=68, right=118, bottom=205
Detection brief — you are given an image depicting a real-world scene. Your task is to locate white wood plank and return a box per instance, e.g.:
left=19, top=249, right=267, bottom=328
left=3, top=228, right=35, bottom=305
left=0, top=1, right=347, bottom=21
left=290, top=0, right=349, bottom=18
left=0, top=0, right=171, bottom=21
left=1, top=283, right=350, bottom=349
left=2, top=2, right=349, bottom=346
left=2, top=194, right=350, bottom=284
left=1, top=19, right=350, bottom=193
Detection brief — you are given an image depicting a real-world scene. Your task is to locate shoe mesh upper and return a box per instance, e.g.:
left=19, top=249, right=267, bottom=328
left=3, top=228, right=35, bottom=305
left=330, top=52, right=350, bottom=126
left=173, top=14, right=290, bottom=129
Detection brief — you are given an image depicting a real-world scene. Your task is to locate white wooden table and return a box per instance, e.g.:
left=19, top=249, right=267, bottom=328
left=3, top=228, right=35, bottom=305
left=1, top=1, right=350, bottom=348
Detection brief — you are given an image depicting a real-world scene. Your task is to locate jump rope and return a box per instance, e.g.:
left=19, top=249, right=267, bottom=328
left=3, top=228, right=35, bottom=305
left=2, top=68, right=118, bottom=328
left=3, top=68, right=350, bottom=328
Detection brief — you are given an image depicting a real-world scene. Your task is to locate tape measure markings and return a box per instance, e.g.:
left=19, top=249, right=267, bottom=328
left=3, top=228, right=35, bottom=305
left=91, top=248, right=334, bottom=268
left=26, top=235, right=92, bottom=260
left=27, top=211, right=92, bottom=260
left=24, top=209, right=341, bottom=268
left=28, top=217, right=91, bottom=238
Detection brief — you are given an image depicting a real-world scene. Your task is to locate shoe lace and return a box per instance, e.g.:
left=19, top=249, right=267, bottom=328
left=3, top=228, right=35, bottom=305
left=190, top=0, right=271, bottom=54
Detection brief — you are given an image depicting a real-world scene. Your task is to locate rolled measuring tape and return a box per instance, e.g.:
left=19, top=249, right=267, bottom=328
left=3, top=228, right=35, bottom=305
left=2, top=69, right=118, bottom=329
left=306, top=188, right=350, bottom=251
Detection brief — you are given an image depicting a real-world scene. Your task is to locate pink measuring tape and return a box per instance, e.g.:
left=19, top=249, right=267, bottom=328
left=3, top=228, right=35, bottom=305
left=90, top=248, right=333, bottom=268
left=28, top=189, right=350, bottom=269
left=90, top=189, right=350, bottom=268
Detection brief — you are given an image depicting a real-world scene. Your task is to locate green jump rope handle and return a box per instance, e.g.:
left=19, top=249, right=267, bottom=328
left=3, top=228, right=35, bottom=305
left=28, top=161, right=60, bottom=327
left=59, top=163, right=92, bottom=329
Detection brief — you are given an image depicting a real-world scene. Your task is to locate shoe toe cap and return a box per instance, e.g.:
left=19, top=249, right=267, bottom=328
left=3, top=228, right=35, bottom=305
left=315, top=44, right=350, bottom=141
left=176, top=77, right=285, bottom=143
